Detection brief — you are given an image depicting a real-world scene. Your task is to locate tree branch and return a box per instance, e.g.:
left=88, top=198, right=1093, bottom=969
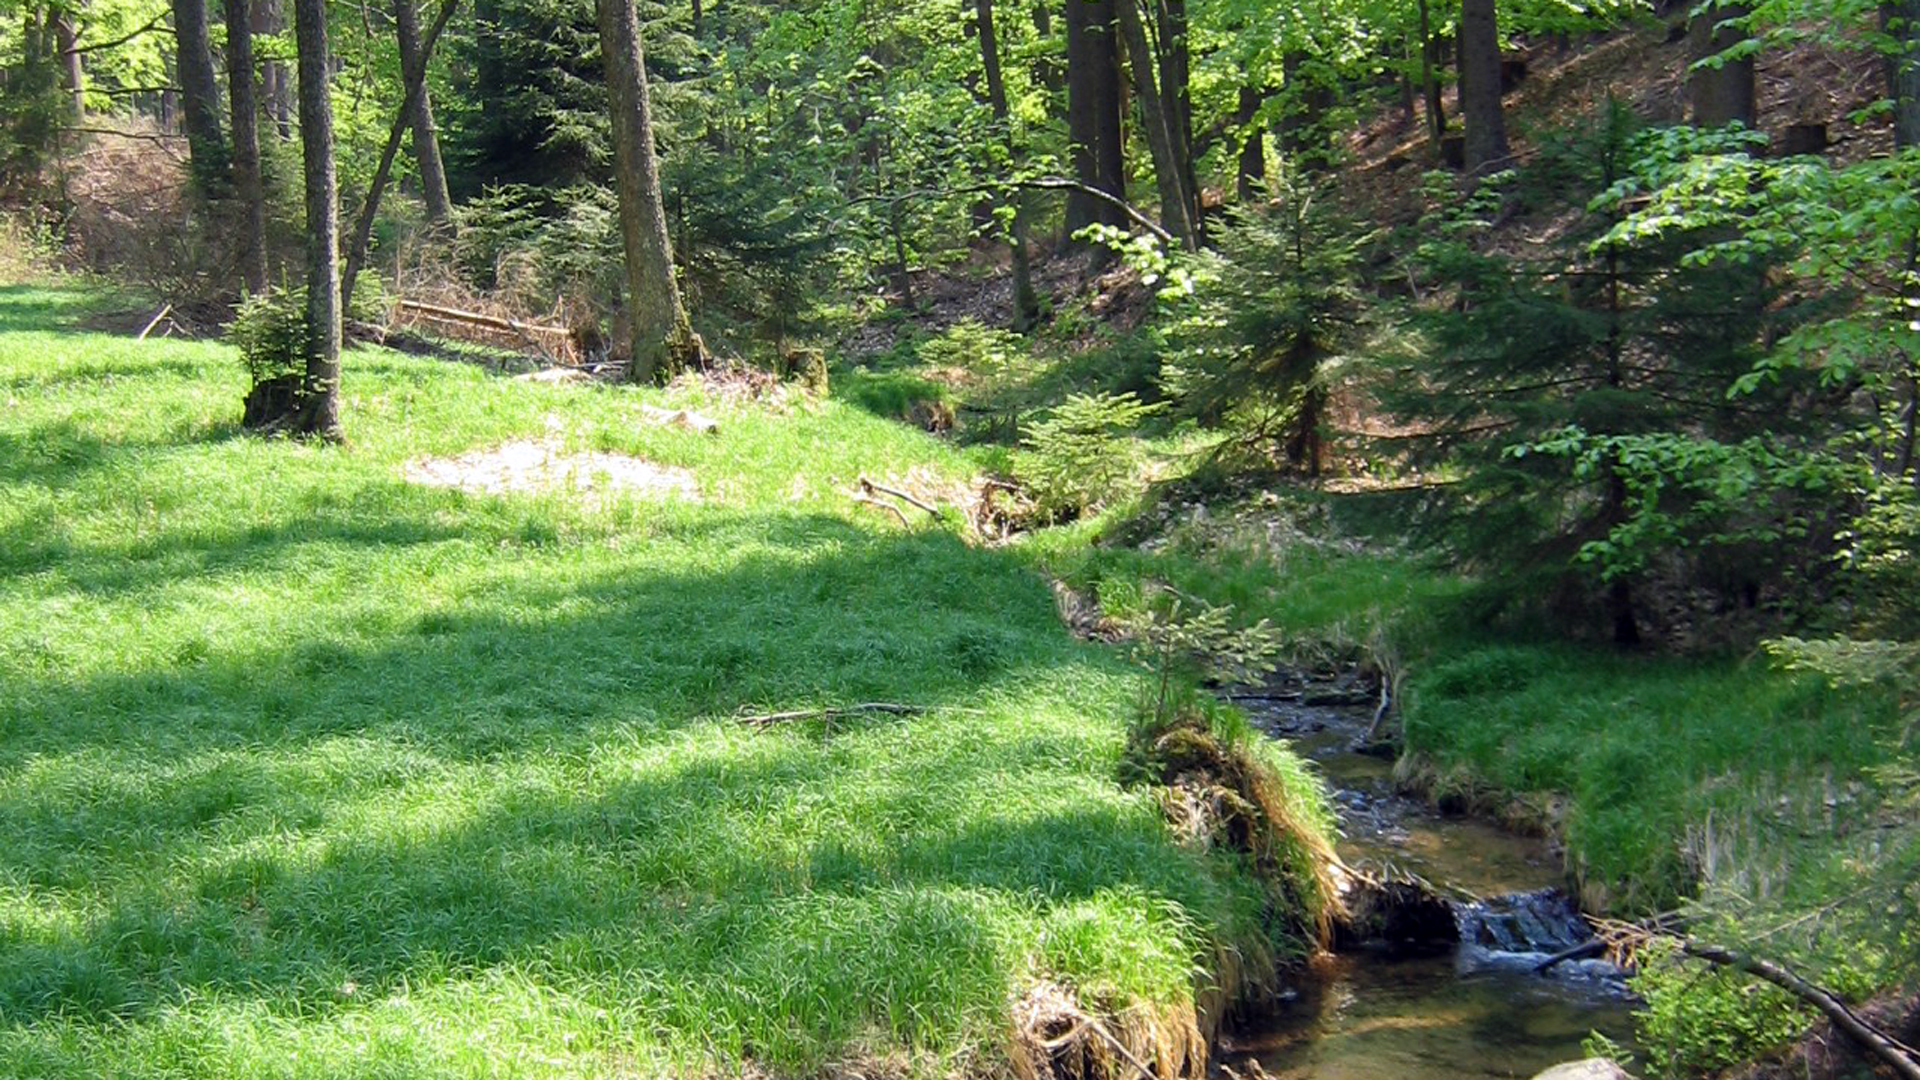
left=1682, top=941, right=1920, bottom=1080
left=69, top=14, right=171, bottom=55
left=850, top=177, right=1173, bottom=245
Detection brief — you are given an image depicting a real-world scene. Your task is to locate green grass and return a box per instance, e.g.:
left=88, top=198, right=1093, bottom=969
left=0, top=285, right=1310, bottom=1078
left=1029, top=492, right=1905, bottom=917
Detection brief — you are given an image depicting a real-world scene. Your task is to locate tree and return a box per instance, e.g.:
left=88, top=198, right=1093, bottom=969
left=393, top=0, right=453, bottom=226
left=1688, top=0, right=1756, bottom=127
left=975, top=0, right=1040, bottom=331
left=341, top=0, right=462, bottom=303
left=1116, top=0, right=1201, bottom=248
left=1417, top=0, right=1445, bottom=145
left=55, top=7, right=83, bottom=118
left=1390, top=108, right=1827, bottom=643
left=224, top=0, right=269, bottom=294
left=594, top=0, right=698, bottom=382
left=293, top=0, right=343, bottom=439
left=171, top=0, right=230, bottom=192
left=1458, top=0, right=1509, bottom=174
left=1064, top=0, right=1128, bottom=239
left=1886, top=0, right=1920, bottom=147
left=1172, top=168, right=1369, bottom=477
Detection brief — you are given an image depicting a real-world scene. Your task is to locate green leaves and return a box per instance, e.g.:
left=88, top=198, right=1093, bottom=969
left=1012, top=391, right=1165, bottom=523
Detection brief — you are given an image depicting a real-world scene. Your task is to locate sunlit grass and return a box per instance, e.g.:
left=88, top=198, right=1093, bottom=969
left=0, top=285, right=1302, bottom=1078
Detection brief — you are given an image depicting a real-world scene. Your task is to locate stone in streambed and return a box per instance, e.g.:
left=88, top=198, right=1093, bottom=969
left=1530, top=1060, right=1634, bottom=1080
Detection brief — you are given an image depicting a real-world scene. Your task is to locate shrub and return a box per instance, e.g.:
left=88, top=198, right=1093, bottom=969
left=1631, top=940, right=1810, bottom=1076
left=1012, top=392, right=1163, bottom=523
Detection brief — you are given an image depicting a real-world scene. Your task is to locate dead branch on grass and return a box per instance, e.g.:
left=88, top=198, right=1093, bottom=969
left=735, top=702, right=983, bottom=727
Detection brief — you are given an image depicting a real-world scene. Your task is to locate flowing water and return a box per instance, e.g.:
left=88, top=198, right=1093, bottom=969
left=1222, top=682, right=1639, bottom=1079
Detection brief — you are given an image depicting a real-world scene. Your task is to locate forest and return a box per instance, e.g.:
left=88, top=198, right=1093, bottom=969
left=1, top=0, right=1917, bottom=1076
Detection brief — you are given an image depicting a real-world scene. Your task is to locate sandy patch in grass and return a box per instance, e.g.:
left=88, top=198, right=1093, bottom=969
left=403, top=439, right=698, bottom=501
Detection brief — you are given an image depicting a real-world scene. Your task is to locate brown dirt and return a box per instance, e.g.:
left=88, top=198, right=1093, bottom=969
left=1342, top=18, right=1888, bottom=229
left=401, top=439, right=698, bottom=502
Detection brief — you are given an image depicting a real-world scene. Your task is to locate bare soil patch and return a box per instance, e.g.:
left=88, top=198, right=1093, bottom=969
left=402, top=439, right=698, bottom=501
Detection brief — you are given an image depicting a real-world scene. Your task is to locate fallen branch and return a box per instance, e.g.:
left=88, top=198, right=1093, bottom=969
left=858, top=476, right=940, bottom=517
left=852, top=493, right=911, bottom=528
left=137, top=303, right=173, bottom=340
left=736, top=702, right=982, bottom=727
left=396, top=299, right=567, bottom=338
left=1683, top=941, right=1920, bottom=1080
left=68, top=127, right=184, bottom=145
left=1532, top=938, right=1607, bottom=974
left=1044, top=1014, right=1160, bottom=1080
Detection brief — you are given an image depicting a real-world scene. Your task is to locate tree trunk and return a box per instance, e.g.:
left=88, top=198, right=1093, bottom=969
left=1886, top=0, right=1920, bottom=147
left=1029, top=0, right=1061, bottom=96
left=595, top=0, right=698, bottom=383
left=1115, top=0, right=1198, bottom=249
left=1687, top=0, right=1756, bottom=126
left=341, top=0, right=460, bottom=305
left=224, top=0, right=269, bottom=294
left=56, top=11, right=84, bottom=118
left=293, top=0, right=343, bottom=440
left=1156, top=0, right=1192, bottom=166
left=171, top=0, right=231, bottom=193
left=1419, top=0, right=1445, bottom=144
left=1458, top=0, right=1510, bottom=175
left=393, top=0, right=453, bottom=226
left=254, top=0, right=291, bottom=137
left=1235, top=83, right=1265, bottom=202
left=976, top=0, right=1040, bottom=331
left=1064, top=0, right=1127, bottom=238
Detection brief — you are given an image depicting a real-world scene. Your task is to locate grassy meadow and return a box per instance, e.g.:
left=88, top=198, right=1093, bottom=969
left=0, top=286, right=1302, bottom=1078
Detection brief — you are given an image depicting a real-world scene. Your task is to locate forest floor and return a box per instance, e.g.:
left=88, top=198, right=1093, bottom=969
left=0, top=284, right=1330, bottom=1079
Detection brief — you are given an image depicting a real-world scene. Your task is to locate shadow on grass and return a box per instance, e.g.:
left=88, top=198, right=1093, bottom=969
left=0, top=417, right=245, bottom=492
left=0, top=512, right=1233, bottom=1061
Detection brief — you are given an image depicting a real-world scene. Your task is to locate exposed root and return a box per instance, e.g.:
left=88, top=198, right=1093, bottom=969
left=1135, top=713, right=1343, bottom=953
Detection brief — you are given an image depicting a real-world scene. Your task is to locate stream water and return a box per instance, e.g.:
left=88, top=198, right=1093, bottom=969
left=1222, top=682, right=1639, bottom=1080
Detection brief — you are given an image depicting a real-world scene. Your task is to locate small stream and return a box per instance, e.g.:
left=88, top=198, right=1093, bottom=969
left=1222, top=681, right=1638, bottom=1079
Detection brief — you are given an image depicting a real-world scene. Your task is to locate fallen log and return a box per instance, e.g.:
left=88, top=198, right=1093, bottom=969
left=396, top=300, right=569, bottom=338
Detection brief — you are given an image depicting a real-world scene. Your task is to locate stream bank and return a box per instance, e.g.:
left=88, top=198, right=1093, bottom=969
left=1222, top=673, right=1638, bottom=1079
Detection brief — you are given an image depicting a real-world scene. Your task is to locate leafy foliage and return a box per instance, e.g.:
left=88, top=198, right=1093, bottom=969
left=1388, top=103, right=1840, bottom=643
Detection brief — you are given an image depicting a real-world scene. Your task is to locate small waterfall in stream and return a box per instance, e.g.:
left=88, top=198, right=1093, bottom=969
left=1451, top=889, right=1627, bottom=985
left=1225, top=682, right=1638, bottom=1078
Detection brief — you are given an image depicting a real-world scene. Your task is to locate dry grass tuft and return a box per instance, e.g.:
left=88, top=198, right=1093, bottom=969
left=1010, top=981, right=1206, bottom=1080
